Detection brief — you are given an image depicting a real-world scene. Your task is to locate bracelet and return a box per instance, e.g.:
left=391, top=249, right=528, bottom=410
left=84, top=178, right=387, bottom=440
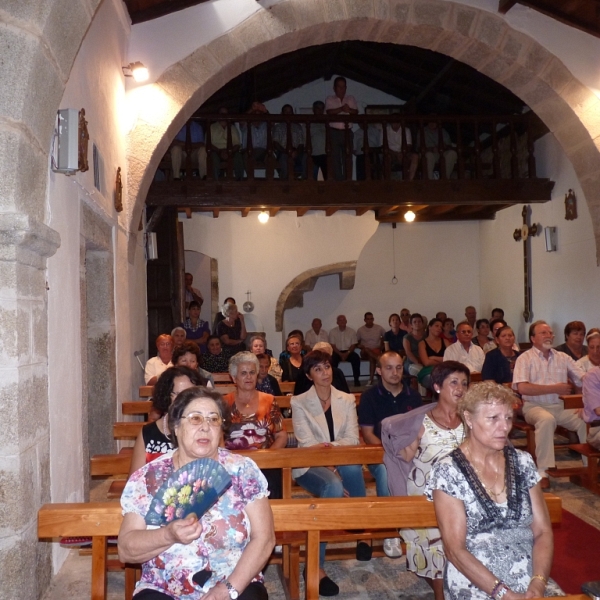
left=530, top=574, right=548, bottom=586
left=490, top=580, right=502, bottom=598
left=495, top=583, right=509, bottom=600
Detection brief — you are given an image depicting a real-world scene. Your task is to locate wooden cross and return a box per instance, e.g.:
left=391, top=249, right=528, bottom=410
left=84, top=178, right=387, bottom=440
left=513, top=205, right=539, bottom=323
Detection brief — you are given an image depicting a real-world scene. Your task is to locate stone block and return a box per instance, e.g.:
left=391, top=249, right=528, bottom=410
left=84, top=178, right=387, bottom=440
left=232, top=13, right=274, bottom=53
left=553, top=115, right=592, bottom=154
left=499, top=30, right=529, bottom=63
left=31, top=300, right=48, bottom=364
left=478, top=54, right=514, bottom=84
left=0, top=372, right=18, bottom=453
left=297, top=23, right=334, bottom=48
left=473, top=12, right=507, bottom=50
left=568, top=141, right=600, bottom=181
left=344, top=0, right=375, bottom=19
left=0, top=300, right=18, bottom=363
left=1, top=0, right=49, bottom=27
left=42, top=0, right=91, bottom=81
left=0, top=126, right=48, bottom=222
left=432, top=31, right=471, bottom=58
left=206, top=33, right=247, bottom=69
left=539, top=57, right=575, bottom=94
left=16, top=263, right=45, bottom=301
left=455, top=40, right=496, bottom=71
left=180, top=48, right=223, bottom=88
left=449, top=4, right=478, bottom=37
left=501, top=65, right=535, bottom=96
left=266, top=2, right=300, bottom=34
left=402, top=24, right=442, bottom=50
left=244, top=40, right=280, bottom=73
left=519, top=79, right=557, bottom=112
left=560, top=80, right=599, bottom=116
left=157, top=63, right=202, bottom=109
left=292, top=0, right=327, bottom=29
left=390, top=0, right=411, bottom=24
left=82, top=202, right=112, bottom=252
left=520, top=42, right=552, bottom=77
left=580, top=101, right=600, bottom=143
left=321, top=0, right=348, bottom=23
left=373, top=0, right=391, bottom=21
left=0, top=523, right=41, bottom=600
left=17, top=304, right=31, bottom=365
left=343, top=18, right=381, bottom=42
left=412, top=0, right=450, bottom=28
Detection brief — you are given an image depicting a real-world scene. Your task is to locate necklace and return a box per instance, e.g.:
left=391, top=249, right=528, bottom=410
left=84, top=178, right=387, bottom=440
left=466, top=442, right=505, bottom=501
left=317, top=391, right=332, bottom=405
left=429, top=409, right=457, bottom=431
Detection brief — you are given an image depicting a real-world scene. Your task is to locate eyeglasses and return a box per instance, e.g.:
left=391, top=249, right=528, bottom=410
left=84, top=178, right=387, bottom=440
left=181, top=412, right=223, bottom=427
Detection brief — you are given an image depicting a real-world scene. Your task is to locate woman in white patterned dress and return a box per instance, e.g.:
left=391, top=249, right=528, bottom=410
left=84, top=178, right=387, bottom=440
left=387, top=361, right=470, bottom=600
left=427, top=382, right=556, bottom=600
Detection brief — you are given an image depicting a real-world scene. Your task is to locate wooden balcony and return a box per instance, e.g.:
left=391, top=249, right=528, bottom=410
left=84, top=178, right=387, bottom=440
left=146, top=113, right=554, bottom=222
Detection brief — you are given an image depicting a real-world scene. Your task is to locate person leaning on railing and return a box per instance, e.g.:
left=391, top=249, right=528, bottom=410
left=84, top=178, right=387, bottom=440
left=209, top=106, right=244, bottom=180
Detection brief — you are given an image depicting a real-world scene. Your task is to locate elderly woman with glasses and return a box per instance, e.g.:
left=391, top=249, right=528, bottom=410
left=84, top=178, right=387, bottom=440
left=119, top=386, right=275, bottom=600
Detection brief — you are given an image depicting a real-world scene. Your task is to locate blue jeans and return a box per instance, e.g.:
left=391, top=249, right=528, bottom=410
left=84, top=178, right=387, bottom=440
left=367, top=463, right=390, bottom=497
left=295, top=465, right=366, bottom=566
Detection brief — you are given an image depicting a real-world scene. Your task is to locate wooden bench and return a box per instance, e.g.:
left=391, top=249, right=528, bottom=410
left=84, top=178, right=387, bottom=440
left=559, top=394, right=583, bottom=410
left=38, top=494, right=565, bottom=600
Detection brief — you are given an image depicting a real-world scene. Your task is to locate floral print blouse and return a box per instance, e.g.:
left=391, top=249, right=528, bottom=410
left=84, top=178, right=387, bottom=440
left=121, top=448, right=269, bottom=599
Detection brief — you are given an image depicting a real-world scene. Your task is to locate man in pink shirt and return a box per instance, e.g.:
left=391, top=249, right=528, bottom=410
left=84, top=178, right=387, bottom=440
left=325, top=76, right=358, bottom=180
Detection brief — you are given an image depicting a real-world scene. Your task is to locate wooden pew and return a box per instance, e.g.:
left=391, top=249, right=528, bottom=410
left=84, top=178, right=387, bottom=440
left=139, top=385, right=153, bottom=398
left=559, top=394, right=583, bottom=410
left=37, top=494, right=565, bottom=600
left=122, top=401, right=152, bottom=416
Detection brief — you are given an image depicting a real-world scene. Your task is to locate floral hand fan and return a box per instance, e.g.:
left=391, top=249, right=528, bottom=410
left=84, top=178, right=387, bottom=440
left=145, top=458, right=232, bottom=526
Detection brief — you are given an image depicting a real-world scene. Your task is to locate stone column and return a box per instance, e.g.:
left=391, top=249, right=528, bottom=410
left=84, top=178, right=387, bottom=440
left=0, top=213, right=60, bottom=600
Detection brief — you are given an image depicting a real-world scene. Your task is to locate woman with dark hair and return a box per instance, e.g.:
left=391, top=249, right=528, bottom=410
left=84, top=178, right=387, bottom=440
left=291, top=350, right=366, bottom=596
left=119, top=386, right=275, bottom=600
left=256, top=353, right=282, bottom=396
left=417, top=318, right=451, bottom=390
left=172, top=340, right=215, bottom=387
left=481, top=326, right=521, bottom=384
left=279, top=334, right=304, bottom=382
left=382, top=361, right=470, bottom=600
left=403, top=313, right=425, bottom=377
left=201, top=336, right=230, bottom=373
left=472, top=319, right=492, bottom=349
left=384, top=313, right=405, bottom=353
left=555, top=320, right=588, bottom=360
left=128, top=366, right=204, bottom=476
left=442, top=318, right=456, bottom=344
left=180, top=300, right=210, bottom=352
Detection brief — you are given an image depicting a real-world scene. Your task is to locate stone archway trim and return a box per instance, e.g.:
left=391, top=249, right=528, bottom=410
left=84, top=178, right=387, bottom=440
left=275, top=261, right=357, bottom=332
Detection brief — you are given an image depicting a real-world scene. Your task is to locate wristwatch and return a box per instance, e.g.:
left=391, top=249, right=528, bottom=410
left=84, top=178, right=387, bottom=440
left=224, top=581, right=239, bottom=599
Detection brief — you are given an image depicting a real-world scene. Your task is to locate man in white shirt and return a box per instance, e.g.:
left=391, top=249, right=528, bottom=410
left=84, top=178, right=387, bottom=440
left=357, top=312, right=386, bottom=385
left=329, top=314, right=361, bottom=387
left=144, top=334, right=174, bottom=385
left=512, top=320, right=587, bottom=488
left=305, top=318, right=329, bottom=349
left=443, top=321, right=484, bottom=373
left=325, top=76, right=358, bottom=181
left=386, top=120, right=418, bottom=180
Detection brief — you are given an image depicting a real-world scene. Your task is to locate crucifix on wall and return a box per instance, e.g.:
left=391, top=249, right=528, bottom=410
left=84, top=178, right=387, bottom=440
left=513, top=205, right=539, bottom=323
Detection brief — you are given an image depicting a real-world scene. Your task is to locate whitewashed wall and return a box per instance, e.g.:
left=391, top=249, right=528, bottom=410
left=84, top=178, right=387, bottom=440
left=480, top=132, right=600, bottom=343
left=45, top=0, right=147, bottom=570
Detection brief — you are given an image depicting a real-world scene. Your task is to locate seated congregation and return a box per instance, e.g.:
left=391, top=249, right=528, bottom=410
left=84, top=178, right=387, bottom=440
left=110, top=300, right=600, bottom=600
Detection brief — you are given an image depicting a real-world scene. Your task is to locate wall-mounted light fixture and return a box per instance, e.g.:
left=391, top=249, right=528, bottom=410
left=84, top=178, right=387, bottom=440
left=544, top=226, right=557, bottom=252
left=404, top=210, right=416, bottom=223
left=258, top=211, right=269, bottom=224
left=122, top=62, right=149, bottom=82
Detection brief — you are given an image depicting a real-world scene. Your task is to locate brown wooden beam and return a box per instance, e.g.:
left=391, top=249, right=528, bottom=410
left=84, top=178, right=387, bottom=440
left=269, top=207, right=281, bottom=217
left=325, top=208, right=339, bottom=217
left=355, top=207, right=371, bottom=216
left=377, top=205, right=400, bottom=218
left=241, top=207, right=250, bottom=217
left=147, top=179, right=554, bottom=208
left=296, top=207, right=310, bottom=217
left=212, top=209, right=219, bottom=218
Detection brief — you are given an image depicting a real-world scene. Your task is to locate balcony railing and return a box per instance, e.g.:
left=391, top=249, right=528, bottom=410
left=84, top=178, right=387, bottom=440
left=157, top=112, right=539, bottom=184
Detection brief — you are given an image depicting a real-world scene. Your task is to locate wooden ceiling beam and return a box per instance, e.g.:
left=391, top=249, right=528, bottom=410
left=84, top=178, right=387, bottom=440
left=325, top=208, right=339, bottom=216
left=269, top=207, right=280, bottom=217
left=296, top=207, right=310, bottom=217
left=212, top=209, right=219, bottom=218
left=240, top=207, right=250, bottom=217
left=355, top=207, right=371, bottom=216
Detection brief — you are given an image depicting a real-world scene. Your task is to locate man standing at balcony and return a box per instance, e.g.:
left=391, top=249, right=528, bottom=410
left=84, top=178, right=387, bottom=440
left=241, top=101, right=269, bottom=174
left=273, top=104, right=306, bottom=180
left=418, top=117, right=457, bottom=179
left=209, top=106, right=243, bottom=180
left=325, top=76, right=358, bottom=180
left=170, top=121, right=206, bottom=180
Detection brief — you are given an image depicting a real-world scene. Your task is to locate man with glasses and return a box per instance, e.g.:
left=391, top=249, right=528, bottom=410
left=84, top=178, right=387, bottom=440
left=443, top=321, right=484, bottom=373
left=358, top=351, right=422, bottom=558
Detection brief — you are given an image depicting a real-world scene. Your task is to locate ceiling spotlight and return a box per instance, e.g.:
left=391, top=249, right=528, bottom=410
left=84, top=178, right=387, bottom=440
left=258, top=211, right=269, bottom=224
left=122, top=62, right=149, bottom=82
left=404, top=210, right=416, bottom=222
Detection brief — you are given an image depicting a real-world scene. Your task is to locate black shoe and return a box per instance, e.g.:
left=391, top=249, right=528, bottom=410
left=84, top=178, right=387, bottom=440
left=354, top=380, right=361, bottom=387
left=356, top=541, right=372, bottom=561
left=319, top=576, right=340, bottom=596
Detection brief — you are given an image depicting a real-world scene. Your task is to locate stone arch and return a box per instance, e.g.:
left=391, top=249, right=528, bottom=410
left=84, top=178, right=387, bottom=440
left=126, top=0, right=600, bottom=259
left=275, top=261, right=357, bottom=332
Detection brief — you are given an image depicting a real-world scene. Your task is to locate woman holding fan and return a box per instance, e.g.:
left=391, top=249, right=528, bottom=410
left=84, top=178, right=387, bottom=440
left=119, top=386, right=275, bottom=600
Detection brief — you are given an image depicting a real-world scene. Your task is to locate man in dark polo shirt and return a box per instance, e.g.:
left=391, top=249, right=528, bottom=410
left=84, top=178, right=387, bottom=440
left=358, top=350, right=422, bottom=558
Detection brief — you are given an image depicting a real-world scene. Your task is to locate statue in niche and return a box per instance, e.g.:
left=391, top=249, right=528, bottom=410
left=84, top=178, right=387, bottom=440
left=114, top=167, right=123, bottom=212
left=78, top=108, right=89, bottom=172
left=565, top=189, right=577, bottom=220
